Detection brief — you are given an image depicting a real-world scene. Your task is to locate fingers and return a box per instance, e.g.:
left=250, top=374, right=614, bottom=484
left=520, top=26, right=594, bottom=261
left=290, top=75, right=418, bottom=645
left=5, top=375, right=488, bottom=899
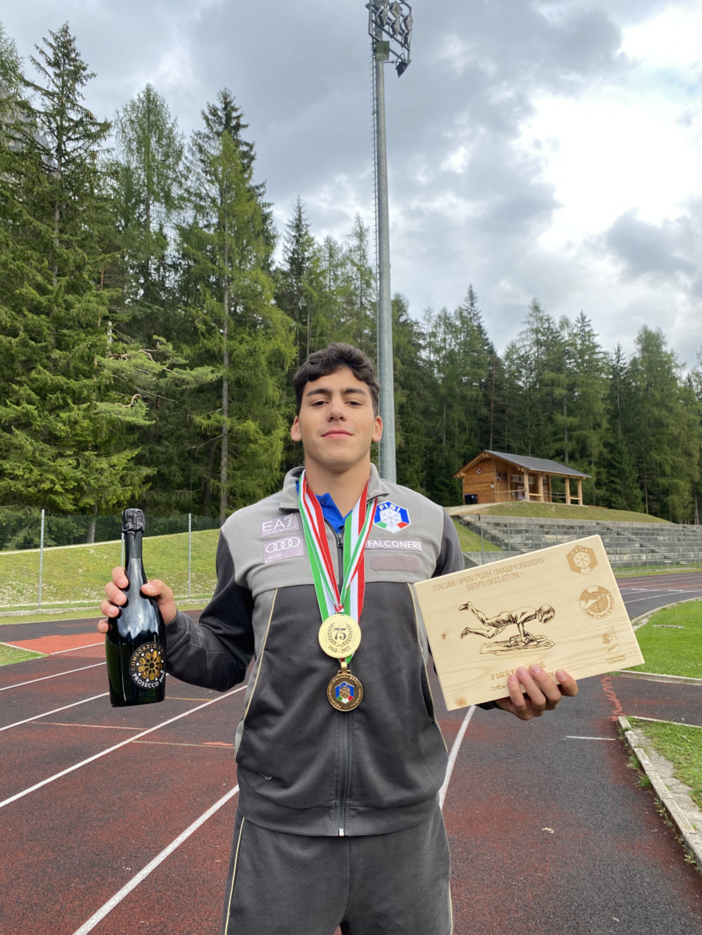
left=555, top=669, right=579, bottom=697
left=97, top=618, right=111, bottom=634
left=112, top=566, right=128, bottom=588
left=497, top=665, right=578, bottom=720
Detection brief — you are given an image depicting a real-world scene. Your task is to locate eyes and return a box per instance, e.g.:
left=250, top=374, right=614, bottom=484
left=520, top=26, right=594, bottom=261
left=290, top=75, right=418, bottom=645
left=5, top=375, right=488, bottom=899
left=310, top=398, right=364, bottom=408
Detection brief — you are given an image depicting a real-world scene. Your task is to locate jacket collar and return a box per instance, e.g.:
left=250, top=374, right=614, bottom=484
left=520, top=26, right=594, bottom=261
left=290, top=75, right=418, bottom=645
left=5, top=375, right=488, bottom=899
left=279, top=462, right=391, bottom=512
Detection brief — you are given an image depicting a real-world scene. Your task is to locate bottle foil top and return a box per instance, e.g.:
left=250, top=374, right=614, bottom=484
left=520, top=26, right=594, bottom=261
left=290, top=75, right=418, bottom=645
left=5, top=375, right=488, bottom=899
left=122, top=508, right=146, bottom=534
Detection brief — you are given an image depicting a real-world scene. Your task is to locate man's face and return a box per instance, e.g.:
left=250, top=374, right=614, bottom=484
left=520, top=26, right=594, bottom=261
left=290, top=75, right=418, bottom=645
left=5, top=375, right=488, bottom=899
left=291, top=367, right=383, bottom=472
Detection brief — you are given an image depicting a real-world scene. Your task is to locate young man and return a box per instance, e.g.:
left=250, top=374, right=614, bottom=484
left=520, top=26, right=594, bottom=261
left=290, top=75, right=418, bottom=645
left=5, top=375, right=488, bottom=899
left=99, top=343, right=578, bottom=935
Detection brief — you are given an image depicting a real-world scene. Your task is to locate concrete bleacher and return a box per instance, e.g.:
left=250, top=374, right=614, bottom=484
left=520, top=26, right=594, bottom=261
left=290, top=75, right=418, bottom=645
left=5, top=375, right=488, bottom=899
left=458, top=514, right=702, bottom=568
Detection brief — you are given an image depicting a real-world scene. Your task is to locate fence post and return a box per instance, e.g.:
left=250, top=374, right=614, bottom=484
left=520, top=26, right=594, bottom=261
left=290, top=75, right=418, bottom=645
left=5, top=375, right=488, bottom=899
left=507, top=523, right=511, bottom=558
left=188, top=513, right=192, bottom=599
left=38, top=509, right=45, bottom=609
left=532, top=522, right=535, bottom=552
left=628, top=530, right=634, bottom=569
left=480, top=518, right=485, bottom=566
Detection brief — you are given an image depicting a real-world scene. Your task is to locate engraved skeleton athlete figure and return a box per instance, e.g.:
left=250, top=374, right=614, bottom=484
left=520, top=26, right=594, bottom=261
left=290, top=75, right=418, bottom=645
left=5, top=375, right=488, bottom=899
left=459, top=601, right=555, bottom=645
left=99, top=344, right=578, bottom=935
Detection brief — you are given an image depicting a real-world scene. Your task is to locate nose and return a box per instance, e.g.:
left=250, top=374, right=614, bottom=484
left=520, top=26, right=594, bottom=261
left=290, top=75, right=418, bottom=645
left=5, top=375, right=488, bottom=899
left=327, top=395, right=346, bottom=420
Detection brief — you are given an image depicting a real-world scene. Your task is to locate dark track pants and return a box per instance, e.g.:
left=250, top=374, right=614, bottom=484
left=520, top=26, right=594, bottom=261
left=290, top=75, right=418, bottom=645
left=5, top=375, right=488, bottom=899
left=221, top=806, right=452, bottom=935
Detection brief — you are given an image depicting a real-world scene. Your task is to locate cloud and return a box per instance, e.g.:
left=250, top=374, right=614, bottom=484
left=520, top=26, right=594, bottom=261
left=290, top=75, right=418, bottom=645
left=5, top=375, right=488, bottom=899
left=3, top=0, right=702, bottom=362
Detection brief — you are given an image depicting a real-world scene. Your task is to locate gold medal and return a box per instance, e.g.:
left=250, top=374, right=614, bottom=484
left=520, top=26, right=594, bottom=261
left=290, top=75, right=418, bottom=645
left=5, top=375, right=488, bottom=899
left=327, top=666, right=363, bottom=711
left=318, top=613, right=361, bottom=659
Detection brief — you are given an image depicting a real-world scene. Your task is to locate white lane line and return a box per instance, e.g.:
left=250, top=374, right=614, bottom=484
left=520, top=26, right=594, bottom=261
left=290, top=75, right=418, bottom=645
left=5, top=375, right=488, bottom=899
left=71, top=784, right=240, bottom=935
left=623, top=591, right=702, bottom=605
left=50, top=642, right=104, bottom=655
left=0, top=684, right=247, bottom=810
left=566, top=736, right=616, bottom=741
left=439, top=706, right=476, bottom=811
left=2, top=641, right=103, bottom=656
left=0, top=663, right=105, bottom=692
left=0, top=694, right=108, bottom=733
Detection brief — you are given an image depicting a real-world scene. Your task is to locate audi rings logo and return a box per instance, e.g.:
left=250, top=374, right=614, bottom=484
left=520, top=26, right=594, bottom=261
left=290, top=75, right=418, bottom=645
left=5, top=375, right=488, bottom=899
left=263, top=534, right=305, bottom=564
left=265, top=536, right=301, bottom=554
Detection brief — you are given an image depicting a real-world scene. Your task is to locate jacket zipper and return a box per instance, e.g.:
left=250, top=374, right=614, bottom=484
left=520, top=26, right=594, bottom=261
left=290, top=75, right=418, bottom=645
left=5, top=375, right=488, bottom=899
left=334, top=528, right=350, bottom=837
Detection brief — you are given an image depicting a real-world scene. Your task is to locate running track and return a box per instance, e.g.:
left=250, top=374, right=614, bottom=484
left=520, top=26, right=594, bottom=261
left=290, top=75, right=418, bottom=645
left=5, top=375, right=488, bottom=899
left=0, top=577, right=700, bottom=934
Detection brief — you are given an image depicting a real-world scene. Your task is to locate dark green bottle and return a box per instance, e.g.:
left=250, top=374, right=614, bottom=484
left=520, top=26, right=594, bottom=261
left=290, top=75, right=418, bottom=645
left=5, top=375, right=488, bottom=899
left=105, top=508, right=166, bottom=706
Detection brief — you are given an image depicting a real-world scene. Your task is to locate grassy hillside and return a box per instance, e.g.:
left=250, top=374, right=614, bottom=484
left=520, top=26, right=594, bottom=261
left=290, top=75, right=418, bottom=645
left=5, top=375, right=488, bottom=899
left=450, top=502, right=670, bottom=524
left=452, top=519, right=503, bottom=552
left=0, top=529, right=219, bottom=612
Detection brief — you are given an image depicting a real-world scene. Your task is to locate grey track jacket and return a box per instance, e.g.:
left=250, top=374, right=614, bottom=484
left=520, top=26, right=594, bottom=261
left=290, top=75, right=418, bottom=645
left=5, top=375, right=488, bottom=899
left=165, top=465, right=468, bottom=837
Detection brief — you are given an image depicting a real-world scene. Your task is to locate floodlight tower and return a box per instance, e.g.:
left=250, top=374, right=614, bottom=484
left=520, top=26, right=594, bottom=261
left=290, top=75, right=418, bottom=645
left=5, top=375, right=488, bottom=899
left=367, top=0, right=412, bottom=482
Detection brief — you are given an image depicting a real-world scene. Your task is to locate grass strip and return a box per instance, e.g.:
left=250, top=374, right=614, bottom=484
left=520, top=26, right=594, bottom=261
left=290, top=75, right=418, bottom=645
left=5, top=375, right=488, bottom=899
left=629, top=601, right=702, bottom=679
left=471, top=502, right=670, bottom=523
left=0, top=643, right=46, bottom=666
left=452, top=519, right=503, bottom=553
left=630, top=718, right=702, bottom=811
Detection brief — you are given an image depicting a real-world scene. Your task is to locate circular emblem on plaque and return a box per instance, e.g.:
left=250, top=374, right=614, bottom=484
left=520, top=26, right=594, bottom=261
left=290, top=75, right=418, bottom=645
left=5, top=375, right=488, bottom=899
left=327, top=671, right=364, bottom=711
left=318, top=614, right=361, bottom=659
left=579, top=586, right=615, bottom=619
left=129, top=641, right=166, bottom=688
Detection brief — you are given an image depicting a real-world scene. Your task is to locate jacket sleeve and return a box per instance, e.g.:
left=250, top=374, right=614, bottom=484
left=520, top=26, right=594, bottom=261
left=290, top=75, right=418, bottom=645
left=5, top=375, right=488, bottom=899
left=432, top=510, right=465, bottom=578
left=165, top=532, right=254, bottom=692
left=432, top=510, right=499, bottom=711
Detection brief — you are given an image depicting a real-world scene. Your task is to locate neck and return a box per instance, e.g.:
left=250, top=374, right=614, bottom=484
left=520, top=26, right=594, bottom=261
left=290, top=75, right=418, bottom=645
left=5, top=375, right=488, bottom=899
left=303, top=456, right=372, bottom=515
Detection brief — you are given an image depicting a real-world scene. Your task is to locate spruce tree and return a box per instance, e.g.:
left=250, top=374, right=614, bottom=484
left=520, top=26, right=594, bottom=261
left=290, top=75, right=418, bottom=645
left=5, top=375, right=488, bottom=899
left=0, top=23, right=151, bottom=513
left=179, top=90, right=294, bottom=522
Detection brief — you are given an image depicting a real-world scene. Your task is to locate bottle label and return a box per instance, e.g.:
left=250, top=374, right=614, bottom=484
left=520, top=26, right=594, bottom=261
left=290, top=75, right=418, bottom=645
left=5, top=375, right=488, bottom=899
left=129, top=642, right=166, bottom=689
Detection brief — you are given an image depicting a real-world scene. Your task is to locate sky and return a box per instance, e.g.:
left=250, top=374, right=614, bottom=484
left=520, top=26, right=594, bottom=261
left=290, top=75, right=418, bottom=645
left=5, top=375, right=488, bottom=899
left=4, top=0, right=702, bottom=366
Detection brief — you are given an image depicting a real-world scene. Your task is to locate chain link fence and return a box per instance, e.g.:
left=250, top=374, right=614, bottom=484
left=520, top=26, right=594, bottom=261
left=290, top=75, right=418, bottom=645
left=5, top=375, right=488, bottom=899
left=0, top=511, right=222, bottom=614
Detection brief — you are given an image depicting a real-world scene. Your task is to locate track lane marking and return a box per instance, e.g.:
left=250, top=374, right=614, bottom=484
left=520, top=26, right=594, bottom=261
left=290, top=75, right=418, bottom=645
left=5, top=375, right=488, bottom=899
left=566, top=736, right=616, bottom=741
left=0, top=684, right=247, bottom=810
left=0, top=694, right=108, bottom=733
left=71, top=784, right=240, bottom=935
left=0, top=663, right=105, bottom=692
left=439, top=706, right=476, bottom=810
left=30, top=721, right=146, bottom=731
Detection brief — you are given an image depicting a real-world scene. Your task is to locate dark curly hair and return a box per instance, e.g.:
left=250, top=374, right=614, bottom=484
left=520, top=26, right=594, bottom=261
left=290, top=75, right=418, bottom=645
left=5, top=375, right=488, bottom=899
left=292, top=343, right=380, bottom=416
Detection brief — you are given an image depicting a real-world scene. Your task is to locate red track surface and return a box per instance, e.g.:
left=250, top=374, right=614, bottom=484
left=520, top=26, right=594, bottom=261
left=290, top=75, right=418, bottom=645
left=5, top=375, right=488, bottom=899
left=1, top=603, right=700, bottom=935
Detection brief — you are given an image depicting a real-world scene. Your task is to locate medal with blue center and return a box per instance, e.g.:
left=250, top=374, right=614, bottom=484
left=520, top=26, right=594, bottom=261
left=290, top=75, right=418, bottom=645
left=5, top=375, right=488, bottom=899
left=298, top=472, right=376, bottom=712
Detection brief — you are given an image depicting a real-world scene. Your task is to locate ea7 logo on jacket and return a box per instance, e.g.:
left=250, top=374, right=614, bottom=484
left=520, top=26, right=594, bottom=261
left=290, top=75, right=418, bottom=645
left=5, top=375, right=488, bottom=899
left=263, top=535, right=305, bottom=564
left=373, top=500, right=411, bottom=534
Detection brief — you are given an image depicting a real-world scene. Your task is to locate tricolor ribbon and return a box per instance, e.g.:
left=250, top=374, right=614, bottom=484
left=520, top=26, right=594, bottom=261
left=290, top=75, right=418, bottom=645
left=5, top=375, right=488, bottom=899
left=298, top=471, right=376, bottom=628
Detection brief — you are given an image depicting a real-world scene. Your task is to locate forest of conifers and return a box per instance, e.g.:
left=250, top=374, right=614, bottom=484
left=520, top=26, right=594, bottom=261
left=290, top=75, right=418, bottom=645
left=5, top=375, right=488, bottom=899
left=1, top=23, right=700, bottom=524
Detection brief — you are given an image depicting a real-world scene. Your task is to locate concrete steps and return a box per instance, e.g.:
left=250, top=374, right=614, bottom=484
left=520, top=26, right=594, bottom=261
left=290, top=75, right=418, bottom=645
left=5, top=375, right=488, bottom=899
left=458, top=515, right=702, bottom=568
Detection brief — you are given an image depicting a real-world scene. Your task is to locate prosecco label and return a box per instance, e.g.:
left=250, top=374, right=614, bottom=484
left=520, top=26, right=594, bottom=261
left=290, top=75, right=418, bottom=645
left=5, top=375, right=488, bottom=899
left=129, top=642, right=166, bottom=689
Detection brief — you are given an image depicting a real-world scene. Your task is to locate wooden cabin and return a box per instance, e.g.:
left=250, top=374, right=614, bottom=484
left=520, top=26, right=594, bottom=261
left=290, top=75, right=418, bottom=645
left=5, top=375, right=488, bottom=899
left=454, top=450, right=590, bottom=506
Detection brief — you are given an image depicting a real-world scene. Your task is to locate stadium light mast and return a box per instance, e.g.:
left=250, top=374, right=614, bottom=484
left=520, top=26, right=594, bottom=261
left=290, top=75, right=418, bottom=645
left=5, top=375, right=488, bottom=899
left=367, top=0, right=412, bottom=482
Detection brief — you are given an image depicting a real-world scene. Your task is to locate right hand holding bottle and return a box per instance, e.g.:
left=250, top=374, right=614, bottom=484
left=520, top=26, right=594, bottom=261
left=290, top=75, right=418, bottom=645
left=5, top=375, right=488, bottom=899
left=97, top=567, right=178, bottom=634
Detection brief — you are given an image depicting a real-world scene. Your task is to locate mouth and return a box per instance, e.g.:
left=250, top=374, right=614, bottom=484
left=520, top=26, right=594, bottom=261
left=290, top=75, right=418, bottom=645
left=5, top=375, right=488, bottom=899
left=322, top=430, right=353, bottom=438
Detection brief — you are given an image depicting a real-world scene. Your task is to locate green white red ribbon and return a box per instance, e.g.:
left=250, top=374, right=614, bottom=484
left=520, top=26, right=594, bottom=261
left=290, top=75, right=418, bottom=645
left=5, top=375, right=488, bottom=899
left=298, top=470, right=376, bottom=626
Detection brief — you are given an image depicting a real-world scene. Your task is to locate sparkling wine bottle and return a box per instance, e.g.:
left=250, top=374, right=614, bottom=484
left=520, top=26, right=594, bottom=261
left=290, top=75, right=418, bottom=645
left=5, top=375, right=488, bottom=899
left=105, top=508, right=166, bottom=707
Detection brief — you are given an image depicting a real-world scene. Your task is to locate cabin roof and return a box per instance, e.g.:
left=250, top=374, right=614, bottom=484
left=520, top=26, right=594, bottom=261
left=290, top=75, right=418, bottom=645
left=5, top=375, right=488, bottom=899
left=456, top=449, right=590, bottom=479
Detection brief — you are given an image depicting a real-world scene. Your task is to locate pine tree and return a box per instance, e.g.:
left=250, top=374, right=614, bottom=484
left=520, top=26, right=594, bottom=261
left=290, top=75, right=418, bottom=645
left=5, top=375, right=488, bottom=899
left=112, top=83, right=184, bottom=343
left=0, top=23, right=151, bottom=513
left=179, top=90, right=294, bottom=522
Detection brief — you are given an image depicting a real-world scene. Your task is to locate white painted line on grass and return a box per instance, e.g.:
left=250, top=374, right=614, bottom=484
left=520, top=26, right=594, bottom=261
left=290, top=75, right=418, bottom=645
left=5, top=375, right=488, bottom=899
left=439, top=706, right=476, bottom=811
left=566, top=736, right=616, bottom=741
left=0, top=663, right=105, bottom=692
left=0, top=693, right=108, bottom=733
left=71, top=783, right=240, bottom=935
left=0, top=684, right=247, bottom=811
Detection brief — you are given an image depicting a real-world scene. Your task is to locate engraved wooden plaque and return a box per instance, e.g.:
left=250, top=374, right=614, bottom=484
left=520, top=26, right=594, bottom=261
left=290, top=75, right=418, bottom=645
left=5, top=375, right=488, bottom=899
left=413, top=535, right=644, bottom=710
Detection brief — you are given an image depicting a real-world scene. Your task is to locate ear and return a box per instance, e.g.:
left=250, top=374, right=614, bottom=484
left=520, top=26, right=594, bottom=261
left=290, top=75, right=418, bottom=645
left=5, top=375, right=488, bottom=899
left=291, top=415, right=302, bottom=442
left=372, top=415, right=383, bottom=443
